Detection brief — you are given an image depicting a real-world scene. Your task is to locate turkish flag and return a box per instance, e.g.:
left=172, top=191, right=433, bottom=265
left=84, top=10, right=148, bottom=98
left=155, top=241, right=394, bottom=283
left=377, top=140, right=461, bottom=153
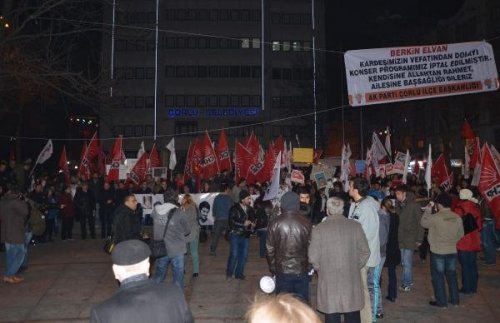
left=216, top=129, right=231, bottom=172
left=202, top=131, right=219, bottom=179
left=58, top=146, right=70, bottom=185
left=478, top=144, right=500, bottom=228
left=78, top=142, right=90, bottom=180
left=128, top=151, right=148, bottom=185
left=245, top=132, right=260, bottom=164
left=149, top=143, right=162, bottom=169
left=191, top=138, right=203, bottom=177
left=107, top=135, right=123, bottom=182
left=432, top=154, right=449, bottom=186
left=260, top=145, right=276, bottom=183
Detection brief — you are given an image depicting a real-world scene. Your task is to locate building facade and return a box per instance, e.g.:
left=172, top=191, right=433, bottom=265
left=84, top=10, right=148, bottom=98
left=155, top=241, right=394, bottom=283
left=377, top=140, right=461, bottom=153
left=99, top=0, right=325, bottom=162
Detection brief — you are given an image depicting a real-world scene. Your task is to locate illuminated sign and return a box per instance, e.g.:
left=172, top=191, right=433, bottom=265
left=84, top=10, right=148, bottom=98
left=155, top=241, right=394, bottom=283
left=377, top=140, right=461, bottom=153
left=167, top=107, right=261, bottom=118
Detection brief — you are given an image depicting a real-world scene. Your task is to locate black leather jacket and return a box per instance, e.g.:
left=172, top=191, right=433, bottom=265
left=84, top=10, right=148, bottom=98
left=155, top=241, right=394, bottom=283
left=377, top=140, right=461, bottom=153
left=266, top=210, right=312, bottom=275
left=228, top=203, right=255, bottom=238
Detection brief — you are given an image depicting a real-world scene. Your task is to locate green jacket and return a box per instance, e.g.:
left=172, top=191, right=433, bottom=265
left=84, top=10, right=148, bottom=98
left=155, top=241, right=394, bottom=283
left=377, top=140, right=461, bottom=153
left=396, top=192, right=425, bottom=249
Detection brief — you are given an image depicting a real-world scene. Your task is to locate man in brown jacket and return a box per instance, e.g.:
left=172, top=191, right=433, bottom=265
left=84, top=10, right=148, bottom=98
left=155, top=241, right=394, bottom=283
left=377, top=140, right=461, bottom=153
left=309, top=197, right=370, bottom=323
left=0, top=186, right=29, bottom=283
left=266, top=191, right=312, bottom=302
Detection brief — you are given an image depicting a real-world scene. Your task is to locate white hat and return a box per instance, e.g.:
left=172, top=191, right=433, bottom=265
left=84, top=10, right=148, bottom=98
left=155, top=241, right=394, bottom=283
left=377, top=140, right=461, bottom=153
left=459, top=189, right=478, bottom=203
left=259, top=276, right=275, bottom=294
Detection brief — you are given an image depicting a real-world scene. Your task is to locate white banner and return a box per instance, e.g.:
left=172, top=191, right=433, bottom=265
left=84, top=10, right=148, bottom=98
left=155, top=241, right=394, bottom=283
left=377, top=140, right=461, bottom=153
left=345, top=41, right=498, bottom=106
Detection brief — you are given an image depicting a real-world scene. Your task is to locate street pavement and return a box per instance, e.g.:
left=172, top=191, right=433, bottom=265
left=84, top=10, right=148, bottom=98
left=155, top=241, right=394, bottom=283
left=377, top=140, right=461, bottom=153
left=1, top=232, right=500, bottom=323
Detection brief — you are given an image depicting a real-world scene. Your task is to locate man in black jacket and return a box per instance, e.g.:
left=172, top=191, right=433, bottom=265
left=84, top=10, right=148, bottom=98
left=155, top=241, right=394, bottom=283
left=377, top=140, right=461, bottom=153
left=90, top=239, right=193, bottom=323
left=73, top=182, right=95, bottom=240
left=266, top=191, right=312, bottom=302
left=112, top=194, right=142, bottom=244
left=226, top=190, right=255, bottom=280
left=99, top=182, right=116, bottom=238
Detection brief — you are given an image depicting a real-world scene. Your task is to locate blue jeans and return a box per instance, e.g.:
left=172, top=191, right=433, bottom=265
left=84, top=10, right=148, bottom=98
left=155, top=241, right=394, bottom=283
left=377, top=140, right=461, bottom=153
left=275, top=272, right=309, bottom=302
left=4, top=243, right=25, bottom=277
left=430, top=252, right=459, bottom=306
left=154, top=254, right=185, bottom=289
left=481, top=220, right=497, bottom=264
left=257, top=229, right=267, bottom=258
left=368, top=257, right=385, bottom=318
left=188, top=240, right=199, bottom=274
left=400, top=248, right=414, bottom=287
left=458, top=251, right=478, bottom=293
left=21, top=232, right=33, bottom=269
left=226, top=233, right=249, bottom=278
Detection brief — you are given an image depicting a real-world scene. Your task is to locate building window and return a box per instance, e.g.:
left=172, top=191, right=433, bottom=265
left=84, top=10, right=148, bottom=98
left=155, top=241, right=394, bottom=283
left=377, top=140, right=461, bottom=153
left=199, top=38, right=207, bottom=49
left=241, top=38, right=250, bottom=49
left=282, top=69, right=292, bottom=80
left=219, top=95, right=229, bottom=107
left=252, top=95, right=261, bottom=107
left=292, top=41, right=301, bottom=51
left=241, top=95, right=250, bottom=107
left=252, top=38, right=261, bottom=49
left=165, top=65, right=175, bottom=77
left=198, top=65, right=207, bottom=78
left=209, top=65, right=219, bottom=77
left=165, top=95, right=175, bottom=107
left=134, top=126, right=143, bottom=136
left=219, top=66, right=229, bottom=77
left=230, top=66, right=240, bottom=78
left=135, top=96, right=144, bottom=109
left=241, top=66, right=251, bottom=78
left=124, top=96, right=134, bottom=109
left=176, top=95, right=186, bottom=107
left=282, top=41, right=291, bottom=51
left=187, top=37, right=197, bottom=49
left=145, top=68, right=154, bottom=79
left=145, top=125, right=154, bottom=137
left=186, top=65, right=196, bottom=77
left=302, top=41, right=311, bottom=51
left=272, top=97, right=281, bottom=108
left=176, top=66, right=185, bottom=77
left=145, top=96, right=154, bottom=109
left=123, top=125, right=134, bottom=137
left=165, top=37, right=176, bottom=49
left=209, top=95, right=218, bottom=107
left=230, top=95, right=240, bottom=106
left=197, top=95, right=207, bottom=107
left=272, top=68, right=282, bottom=79
left=175, top=121, right=198, bottom=136
left=272, top=41, right=281, bottom=51
left=136, top=67, right=145, bottom=79
left=186, top=95, right=196, bottom=107
left=252, top=66, right=261, bottom=78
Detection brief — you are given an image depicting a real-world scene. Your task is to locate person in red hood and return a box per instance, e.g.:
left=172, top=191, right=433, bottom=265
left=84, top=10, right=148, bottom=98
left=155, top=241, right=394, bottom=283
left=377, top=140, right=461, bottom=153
left=453, top=189, right=482, bottom=295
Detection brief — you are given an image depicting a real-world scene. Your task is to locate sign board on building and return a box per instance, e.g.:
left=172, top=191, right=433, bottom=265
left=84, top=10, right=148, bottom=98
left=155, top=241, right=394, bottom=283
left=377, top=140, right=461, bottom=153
left=344, top=41, right=499, bottom=106
left=293, top=148, right=314, bottom=163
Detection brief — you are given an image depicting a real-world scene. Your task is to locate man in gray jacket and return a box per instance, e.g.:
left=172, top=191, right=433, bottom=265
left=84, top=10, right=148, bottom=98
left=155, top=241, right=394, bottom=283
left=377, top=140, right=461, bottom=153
left=151, top=200, right=190, bottom=289
left=395, top=185, right=424, bottom=292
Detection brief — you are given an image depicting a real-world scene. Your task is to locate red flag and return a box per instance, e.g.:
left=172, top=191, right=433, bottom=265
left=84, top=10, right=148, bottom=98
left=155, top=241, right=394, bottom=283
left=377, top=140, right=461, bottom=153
left=260, top=145, right=276, bottom=183
left=202, top=131, right=219, bottom=179
left=86, top=132, right=100, bottom=161
left=478, top=144, right=500, bottom=227
left=149, top=143, right=162, bottom=169
left=78, top=141, right=90, bottom=180
left=313, top=149, right=323, bottom=164
left=183, top=142, right=193, bottom=182
left=469, top=137, right=481, bottom=169
left=245, top=132, right=260, bottom=163
left=191, top=138, right=203, bottom=177
left=216, top=129, right=231, bottom=172
left=107, top=135, right=123, bottom=182
left=273, top=135, right=285, bottom=158
left=128, top=151, right=148, bottom=184
left=462, top=120, right=476, bottom=140
left=58, top=146, right=70, bottom=185
left=431, top=154, right=449, bottom=186
left=235, top=140, right=253, bottom=181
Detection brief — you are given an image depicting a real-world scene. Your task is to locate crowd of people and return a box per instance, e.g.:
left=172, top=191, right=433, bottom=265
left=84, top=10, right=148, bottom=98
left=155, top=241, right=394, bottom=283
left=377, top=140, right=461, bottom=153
left=0, top=156, right=498, bottom=323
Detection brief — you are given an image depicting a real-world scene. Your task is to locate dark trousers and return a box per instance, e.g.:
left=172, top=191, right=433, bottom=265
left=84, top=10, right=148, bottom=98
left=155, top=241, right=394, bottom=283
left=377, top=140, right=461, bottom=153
left=99, top=208, right=113, bottom=238
left=387, top=264, right=398, bottom=300
left=80, top=214, right=95, bottom=239
left=61, top=218, right=74, bottom=240
left=275, top=272, right=309, bottom=303
left=458, top=250, right=478, bottom=293
left=257, top=229, right=267, bottom=258
left=430, top=252, right=459, bottom=306
left=325, top=311, right=361, bottom=323
left=46, top=218, right=56, bottom=241
left=419, top=232, right=429, bottom=260
left=210, top=219, right=228, bottom=253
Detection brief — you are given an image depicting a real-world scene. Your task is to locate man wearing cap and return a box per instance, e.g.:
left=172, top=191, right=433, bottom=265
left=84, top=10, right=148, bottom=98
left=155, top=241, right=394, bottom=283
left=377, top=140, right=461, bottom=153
left=421, top=193, right=464, bottom=308
left=226, top=189, right=255, bottom=280
left=453, top=189, right=482, bottom=295
left=266, top=191, right=312, bottom=302
left=90, top=240, right=193, bottom=323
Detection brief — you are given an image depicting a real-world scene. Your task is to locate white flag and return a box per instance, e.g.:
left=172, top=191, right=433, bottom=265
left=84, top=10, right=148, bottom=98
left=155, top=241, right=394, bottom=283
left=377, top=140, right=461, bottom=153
left=341, top=143, right=352, bottom=192
left=425, top=144, right=432, bottom=191
left=35, top=139, right=53, bottom=165
left=490, top=144, right=500, bottom=174
left=372, top=132, right=388, bottom=162
left=166, top=138, right=177, bottom=170
left=402, top=149, right=411, bottom=184
left=384, top=127, right=391, bottom=158
left=137, top=141, right=145, bottom=159
left=264, top=152, right=281, bottom=201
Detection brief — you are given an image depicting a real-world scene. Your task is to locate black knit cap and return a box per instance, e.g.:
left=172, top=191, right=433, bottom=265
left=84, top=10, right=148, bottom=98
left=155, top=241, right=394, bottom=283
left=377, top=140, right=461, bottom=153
left=434, top=193, right=452, bottom=208
left=239, top=189, right=251, bottom=201
left=111, top=239, right=151, bottom=266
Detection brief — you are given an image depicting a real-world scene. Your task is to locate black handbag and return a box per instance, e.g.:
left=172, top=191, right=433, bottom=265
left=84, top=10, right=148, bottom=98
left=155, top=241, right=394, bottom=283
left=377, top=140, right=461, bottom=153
left=149, top=211, right=174, bottom=258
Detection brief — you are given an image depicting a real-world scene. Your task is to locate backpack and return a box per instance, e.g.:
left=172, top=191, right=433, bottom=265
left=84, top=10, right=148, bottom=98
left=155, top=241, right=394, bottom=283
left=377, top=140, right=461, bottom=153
left=27, top=200, right=46, bottom=236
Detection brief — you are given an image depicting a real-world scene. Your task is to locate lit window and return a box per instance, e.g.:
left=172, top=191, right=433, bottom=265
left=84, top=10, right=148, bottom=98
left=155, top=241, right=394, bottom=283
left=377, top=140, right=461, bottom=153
left=302, top=41, right=311, bottom=51
left=252, top=38, right=261, bottom=48
left=292, top=41, right=300, bottom=51
left=241, top=38, right=250, bottom=49
left=272, top=41, right=280, bottom=51
left=282, top=41, right=291, bottom=51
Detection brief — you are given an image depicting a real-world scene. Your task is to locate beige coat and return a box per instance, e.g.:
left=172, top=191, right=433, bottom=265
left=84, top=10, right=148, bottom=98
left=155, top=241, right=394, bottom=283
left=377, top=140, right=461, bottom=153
left=309, top=215, right=370, bottom=314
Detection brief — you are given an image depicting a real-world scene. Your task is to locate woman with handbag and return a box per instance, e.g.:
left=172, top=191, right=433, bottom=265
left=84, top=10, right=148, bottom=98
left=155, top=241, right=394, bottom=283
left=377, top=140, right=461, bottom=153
left=180, top=194, right=201, bottom=278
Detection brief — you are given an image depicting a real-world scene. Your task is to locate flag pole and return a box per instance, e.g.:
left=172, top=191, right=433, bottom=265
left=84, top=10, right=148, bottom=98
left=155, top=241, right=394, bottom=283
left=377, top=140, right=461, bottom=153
left=311, top=0, right=318, bottom=149
left=153, top=0, right=159, bottom=141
